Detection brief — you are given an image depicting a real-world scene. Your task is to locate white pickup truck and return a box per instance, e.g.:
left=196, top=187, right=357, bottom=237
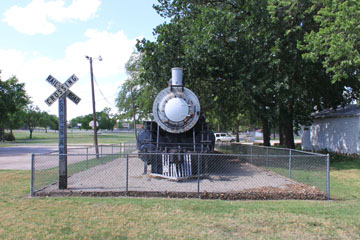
left=215, top=132, right=236, bottom=142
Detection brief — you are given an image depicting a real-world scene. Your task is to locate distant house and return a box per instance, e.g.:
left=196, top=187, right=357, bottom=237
left=302, top=104, right=360, bottom=154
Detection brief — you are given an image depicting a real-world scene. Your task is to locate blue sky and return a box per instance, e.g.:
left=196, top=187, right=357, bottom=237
left=0, top=0, right=165, bottom=120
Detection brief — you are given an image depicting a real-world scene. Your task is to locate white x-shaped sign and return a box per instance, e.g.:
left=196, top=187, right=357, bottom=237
left=44, top=75, right=81, bottom=106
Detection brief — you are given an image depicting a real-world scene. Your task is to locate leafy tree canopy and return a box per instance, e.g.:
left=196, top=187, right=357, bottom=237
left=117, top=0, right=360, bottom=148
left=0, top=76, right=29, bottom=139
left=23, top=104, right=42, bottom=139
left=301, top=0, right=360, bottom=84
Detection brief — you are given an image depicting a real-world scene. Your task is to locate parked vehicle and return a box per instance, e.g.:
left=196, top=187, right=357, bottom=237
left=215, top=133, right=235, bottom=142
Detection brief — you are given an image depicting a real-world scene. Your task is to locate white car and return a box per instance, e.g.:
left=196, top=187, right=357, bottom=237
left=215, top=133, right=236, bottom=142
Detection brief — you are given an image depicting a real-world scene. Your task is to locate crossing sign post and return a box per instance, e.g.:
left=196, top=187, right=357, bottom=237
left=44, top=74, right=80, bottom=189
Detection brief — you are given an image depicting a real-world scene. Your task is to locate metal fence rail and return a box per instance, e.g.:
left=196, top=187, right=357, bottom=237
left=31, top=143, right=330, bottom=200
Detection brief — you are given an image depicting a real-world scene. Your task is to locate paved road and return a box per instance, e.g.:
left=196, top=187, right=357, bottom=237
left=0, top=145, right=58, bottom=170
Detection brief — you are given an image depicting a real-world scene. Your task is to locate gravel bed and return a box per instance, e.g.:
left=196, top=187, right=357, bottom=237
left=35, top=155, right=326, bottom=200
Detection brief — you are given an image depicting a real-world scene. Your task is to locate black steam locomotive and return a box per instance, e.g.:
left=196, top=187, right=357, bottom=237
left=136, top=68, right=215, bottom=179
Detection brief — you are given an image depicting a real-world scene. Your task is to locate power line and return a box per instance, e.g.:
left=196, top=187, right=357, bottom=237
left=81, top=93, right=118, bottom=105
left=93, top=74, right=115, bottom=107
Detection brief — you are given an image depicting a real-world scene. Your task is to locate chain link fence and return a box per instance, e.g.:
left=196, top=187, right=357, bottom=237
left=31, top=143, right=330, bottom=200
left=215, top=144, right=329, bottom=197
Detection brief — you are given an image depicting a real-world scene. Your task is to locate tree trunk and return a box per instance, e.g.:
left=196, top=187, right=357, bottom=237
left=235, top=120, right=240, bottom=142
left=279, top=106, right=285, bottom=146
left=0, top=128, right=4, bottom=141
left=279, top=122, right=284, bottom=146
left=283, top=117, right=295, bottom=149
left=9, top=128, right=14, bottom=140
left=279, top=105, right=295, bottom=149
left=261, top=117, right=271, bottom=146
left=29, top=128, right=33, bottom=139
left=217, top=122, right=221, bottom=132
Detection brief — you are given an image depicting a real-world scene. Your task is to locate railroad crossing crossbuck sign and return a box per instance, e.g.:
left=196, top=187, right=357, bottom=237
left=45, top=74, right=81, bottom=106
left=44, top=74, right=80, bottom=189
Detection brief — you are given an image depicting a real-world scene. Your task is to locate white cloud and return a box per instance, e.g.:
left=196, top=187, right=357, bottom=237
left=0, top=29, right=137, bottom=119
left=65, top=29, right=137, bottom=78
left=3, top=0, right=101, bottom=35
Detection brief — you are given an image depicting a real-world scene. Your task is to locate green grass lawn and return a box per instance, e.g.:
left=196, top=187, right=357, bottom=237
left=4, top=129, right=136, bottom=144
left=1, top=155, right=360, bottom=239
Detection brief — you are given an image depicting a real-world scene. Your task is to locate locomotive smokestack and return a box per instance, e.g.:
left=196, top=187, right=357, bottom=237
left=171, top=67, right=183, bottom=86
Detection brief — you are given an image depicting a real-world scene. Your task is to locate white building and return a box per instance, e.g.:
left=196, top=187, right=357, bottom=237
left=302, top=104, right=360, bottom=154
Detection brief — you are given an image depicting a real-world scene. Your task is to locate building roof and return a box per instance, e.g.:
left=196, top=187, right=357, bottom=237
left=312, top=104, right=360, bottom=119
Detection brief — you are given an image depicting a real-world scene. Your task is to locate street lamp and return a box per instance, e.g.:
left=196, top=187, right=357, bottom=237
left=86, top=55, right=102, bottom=159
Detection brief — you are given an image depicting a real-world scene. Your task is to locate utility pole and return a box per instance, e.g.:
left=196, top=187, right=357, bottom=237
left=86, top=56, right=102, bottom=159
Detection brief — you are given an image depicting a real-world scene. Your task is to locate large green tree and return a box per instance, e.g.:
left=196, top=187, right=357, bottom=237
left=136, top=0, right=287, bottom=146
left=0, top=76, right=29, bottom=139
left=130, top=0, right=357, bottom=148
left=137, top=2, right=247, bottom=133
left=267, top=0, right=360, bottom=147
left=7, top=110, right=25, bottom=138
left=98, top=107, right=117, bottom=131
left=69, top=108, right=116, bottom=131
left=23, top=105, right=42, bottom=139
left=39, top=112, right=58, bottom=132
left=69, top=116, right=86, bottom=129
left=301, top=0, right=360, bottom=86
left=116, top=52, right=156, bottom=123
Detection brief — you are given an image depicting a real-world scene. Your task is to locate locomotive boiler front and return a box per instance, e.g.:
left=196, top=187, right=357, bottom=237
left=152, top=67, right=201, bottom=134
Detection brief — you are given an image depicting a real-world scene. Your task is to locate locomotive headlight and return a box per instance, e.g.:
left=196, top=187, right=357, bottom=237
left=164, top=98, right=189, bottom=122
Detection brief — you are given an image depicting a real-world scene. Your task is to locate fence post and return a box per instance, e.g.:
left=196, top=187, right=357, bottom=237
left=288, top=149, right=292, bottom=178
left=30, top=153, right=34, bottom=197
left=86, top=147, right=89, bottom=169
left=111, top=144, right=114, bottom=155
left=126, top=154, right=129, bottom=195
left=100, top=145, right=103, bottom=164
left=197, top=154, right=200, bottom=197
left=250, top=145, right=253, bottom=164
left=326, top=153, right=330, bottom=200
